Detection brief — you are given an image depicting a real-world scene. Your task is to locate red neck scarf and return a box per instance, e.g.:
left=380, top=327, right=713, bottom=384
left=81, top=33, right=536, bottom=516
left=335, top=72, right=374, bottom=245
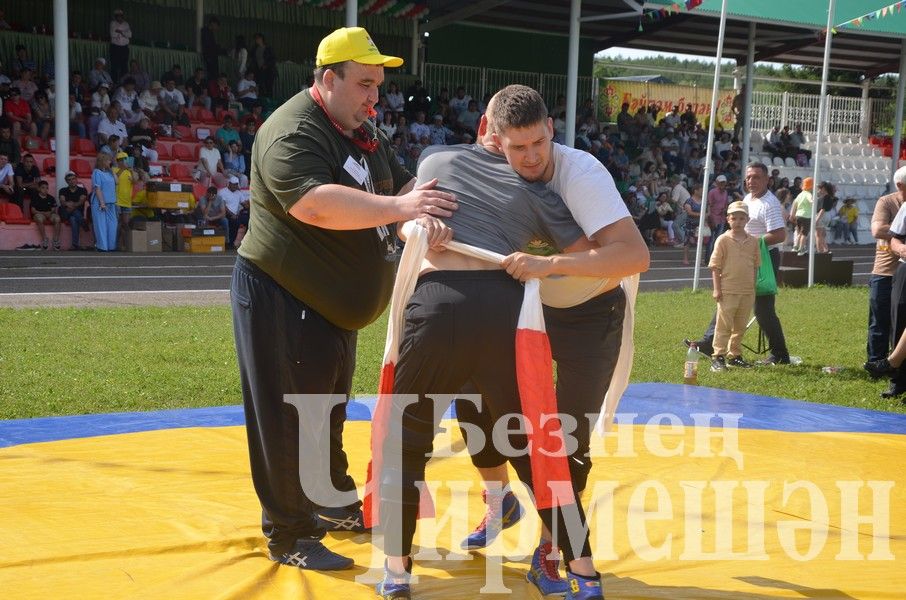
left=310, top=85, right=379, bottom=154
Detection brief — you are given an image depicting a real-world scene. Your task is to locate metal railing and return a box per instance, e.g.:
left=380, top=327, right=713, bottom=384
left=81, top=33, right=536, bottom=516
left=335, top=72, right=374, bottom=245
left=417, top=63, right=897, bottom=138
left=421, top=63, right=593, bottom=109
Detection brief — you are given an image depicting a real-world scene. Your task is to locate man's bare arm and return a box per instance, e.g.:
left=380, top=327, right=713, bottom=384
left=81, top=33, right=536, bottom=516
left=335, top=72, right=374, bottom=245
left=501, top=217, right=650, bottom=281
left=288, top=177, right=457, bottom=230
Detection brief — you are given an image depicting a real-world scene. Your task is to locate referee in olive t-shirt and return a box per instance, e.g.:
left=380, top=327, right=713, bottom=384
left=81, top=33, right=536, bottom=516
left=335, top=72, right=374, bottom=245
left=230, top=27, right=456, bottom=571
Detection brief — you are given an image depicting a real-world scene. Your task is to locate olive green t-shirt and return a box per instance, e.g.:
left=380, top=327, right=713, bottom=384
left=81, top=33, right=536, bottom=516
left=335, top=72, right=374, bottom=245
left=238, top=88, right=412, bottom=330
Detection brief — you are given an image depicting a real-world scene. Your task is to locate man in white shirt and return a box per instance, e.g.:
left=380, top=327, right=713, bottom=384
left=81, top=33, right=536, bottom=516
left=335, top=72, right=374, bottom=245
left=159, top=78, right=187, bottom=125
left=237, top=71, right=258, bottom=110
left=97, top=105, right=128, bottom=146
left=408, top=111, right=430, bottom=144
left=109, top=8, right=132, bottom=82
left=670, top=174, right=690, bottom=243
left=216, top=175, right=249, bottom=249
left=448, top=86, right=471, bottom=118
left=441, top=85, right=648, bottom=599
left=685, top=161, right=790, bottom=364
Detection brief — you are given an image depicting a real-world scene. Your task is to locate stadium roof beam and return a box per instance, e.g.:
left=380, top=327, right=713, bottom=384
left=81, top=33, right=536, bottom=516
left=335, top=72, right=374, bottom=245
left=745, top=35, right=818, bottom=65
left=419, top=0, right=510, bottom=34
left=593, top=13, right=694, bottom=52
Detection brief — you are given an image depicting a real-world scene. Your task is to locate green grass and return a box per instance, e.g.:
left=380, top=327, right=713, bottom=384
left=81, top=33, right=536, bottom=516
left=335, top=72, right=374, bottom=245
left=1, top=287, right=904, bottom=419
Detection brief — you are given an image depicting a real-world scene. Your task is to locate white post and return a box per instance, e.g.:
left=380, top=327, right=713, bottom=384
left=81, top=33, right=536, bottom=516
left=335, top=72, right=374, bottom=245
left=808, top=0, right=836, bottom=287
left=860, top=80, right=871, bottom=142
left=53, top=0, right=69, bottom=180
left=346, top=0, right=357, bottom=27
left=196, top=0, right=204, bottom=54
left=692, top=0, right=729, bottom=292
left=740, top=22, right=756, bottom=171
left=564, top=0, right=581, bottom=149
left=410, top=18, right=419, bottom=76
left=781, top=91, right=789, bottom=129
left=891, top=41, right=906, bottom=188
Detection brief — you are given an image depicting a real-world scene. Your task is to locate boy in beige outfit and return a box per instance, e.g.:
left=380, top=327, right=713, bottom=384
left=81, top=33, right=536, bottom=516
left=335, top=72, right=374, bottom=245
left=709, top=200, right=761, bottom=371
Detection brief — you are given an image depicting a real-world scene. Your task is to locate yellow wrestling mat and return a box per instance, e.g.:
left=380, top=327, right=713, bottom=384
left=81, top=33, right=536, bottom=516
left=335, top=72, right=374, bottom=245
left=1, top=413, right=904, bottom=599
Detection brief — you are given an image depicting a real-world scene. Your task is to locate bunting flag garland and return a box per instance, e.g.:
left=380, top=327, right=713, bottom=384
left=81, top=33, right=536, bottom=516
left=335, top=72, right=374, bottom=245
left=276, top=0, right=428, bottom=18
left=639, top=0, right=703, bottom=31
left=835, top=0, right=906, bottom=31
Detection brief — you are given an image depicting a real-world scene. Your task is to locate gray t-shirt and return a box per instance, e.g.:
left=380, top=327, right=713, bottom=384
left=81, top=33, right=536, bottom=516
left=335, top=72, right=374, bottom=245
left=417, top=144, right=583, bottom=255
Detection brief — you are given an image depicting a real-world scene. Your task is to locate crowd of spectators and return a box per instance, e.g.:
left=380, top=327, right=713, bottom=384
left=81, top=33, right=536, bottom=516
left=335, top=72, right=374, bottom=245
left=0, top=8, right=866, bottom=256
left=0, top=9, right=266, bottom=250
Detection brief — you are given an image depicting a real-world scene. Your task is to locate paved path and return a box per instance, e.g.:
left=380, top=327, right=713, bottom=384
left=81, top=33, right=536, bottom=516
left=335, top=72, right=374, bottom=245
left=0, top=245, right=877, bottom=308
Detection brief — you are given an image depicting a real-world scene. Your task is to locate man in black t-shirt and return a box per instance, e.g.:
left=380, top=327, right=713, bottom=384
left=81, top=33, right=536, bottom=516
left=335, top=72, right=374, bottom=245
left=30, top=180, right=61, bottom=250
left=230, top=27, right=457, bottom=573
left=58, top=171, right=89, bottom=250
left=14, top=152, right=40, bottom=215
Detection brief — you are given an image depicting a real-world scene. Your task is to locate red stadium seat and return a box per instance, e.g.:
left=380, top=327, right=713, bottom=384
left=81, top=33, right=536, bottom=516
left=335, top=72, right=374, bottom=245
left=215, top=108, right=238, bottom=123
left=168, top=163, right=193, bottom=181
left=74, top=138, right=96, bottom=156
left=186, top=107, right=204, bottom=123
left=71, top=158, right=92, bottom=178
left=20, top=135, right=45, bottom=152
left=0, top=202, right=32, bottom=224
left=156, top=144, right=172, bottom=160
left=173, top=125, right=192, bottom=139
left=172, top=143, right=195, bottom=162
left=43, top=156, right=56, bottom=173
left=198, top=108, right=217, bottom=124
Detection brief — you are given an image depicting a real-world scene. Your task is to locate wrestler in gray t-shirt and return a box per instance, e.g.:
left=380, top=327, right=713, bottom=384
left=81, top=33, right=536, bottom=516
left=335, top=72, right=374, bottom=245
left=416, top=144, right=583, bottom=255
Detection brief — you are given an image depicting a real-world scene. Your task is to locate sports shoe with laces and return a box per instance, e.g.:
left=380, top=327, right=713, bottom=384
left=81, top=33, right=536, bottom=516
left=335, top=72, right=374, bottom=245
left=460, top=489, right=523, bottom=550
left=710, top=356, right=727, bottom=372
left=727, top=356, right=753, bottom=368
left=269, top=537, right=354, bottom=570
left=864, top=358, right=896, bottom=379
left=315, top=505, right=370, bottom=533
left=525, top=540, right=568, bottom=596
left=565, top=570, right=604, bottom=599
left=376, top=558, right=412, bottom=599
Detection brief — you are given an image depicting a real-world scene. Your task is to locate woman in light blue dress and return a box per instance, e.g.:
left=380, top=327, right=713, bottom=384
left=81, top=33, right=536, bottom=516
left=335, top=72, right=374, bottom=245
left=90, top=152, right=118, bottom=251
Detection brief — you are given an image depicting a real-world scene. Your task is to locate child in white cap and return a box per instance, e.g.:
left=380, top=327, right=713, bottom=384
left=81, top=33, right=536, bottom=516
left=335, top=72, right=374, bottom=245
left=708, top=200, right=761, bottom=370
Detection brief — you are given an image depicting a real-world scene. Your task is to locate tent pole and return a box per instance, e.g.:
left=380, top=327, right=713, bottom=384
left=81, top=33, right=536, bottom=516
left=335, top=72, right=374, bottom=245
left=808, top=0, right=836, bottom=288
left=740, top=22, right=756, bottom=170
left=564, top=0, right=581, bottom=149
left=346, top=0, right=357, bottom=27
left=890, top=40, right=906, bottom=192
left=53, top=0, right=69, bottom=180
left=693, top=0, right=729, bottom=292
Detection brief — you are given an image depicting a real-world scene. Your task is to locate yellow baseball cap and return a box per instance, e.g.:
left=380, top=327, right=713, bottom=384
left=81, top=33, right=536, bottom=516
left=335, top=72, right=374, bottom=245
left=316, top=27, right=403, bottom=68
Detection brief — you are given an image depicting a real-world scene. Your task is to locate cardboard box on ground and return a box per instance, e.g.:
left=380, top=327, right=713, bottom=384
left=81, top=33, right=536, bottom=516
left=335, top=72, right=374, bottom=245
left=126, top=220, right=163, bottom=253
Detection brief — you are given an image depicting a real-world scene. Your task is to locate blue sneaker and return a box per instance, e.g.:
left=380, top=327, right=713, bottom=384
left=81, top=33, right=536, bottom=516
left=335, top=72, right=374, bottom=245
left=460, top=490, right=523, bottom=550
left=376, top=559, right=412, bottom=599
left=269, top=538, right=354, bottom=571
left=526, top=540, right=568, bottom=596
left=565, top=570, right=604, bottom=600
left=316, top=505, right=370, bottom=533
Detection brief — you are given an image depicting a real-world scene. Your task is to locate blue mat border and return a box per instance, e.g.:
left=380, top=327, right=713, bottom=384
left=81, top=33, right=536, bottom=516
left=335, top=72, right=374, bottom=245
left=2, top=383, right=905, bottom=448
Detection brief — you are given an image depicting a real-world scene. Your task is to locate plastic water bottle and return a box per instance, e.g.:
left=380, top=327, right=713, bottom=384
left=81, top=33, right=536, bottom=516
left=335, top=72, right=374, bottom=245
left=684, top=344, right=699, bottom=385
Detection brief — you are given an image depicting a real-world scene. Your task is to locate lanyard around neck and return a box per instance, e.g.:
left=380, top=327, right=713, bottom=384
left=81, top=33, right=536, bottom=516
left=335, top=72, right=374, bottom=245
left=310, top=85, right=378, bottom=154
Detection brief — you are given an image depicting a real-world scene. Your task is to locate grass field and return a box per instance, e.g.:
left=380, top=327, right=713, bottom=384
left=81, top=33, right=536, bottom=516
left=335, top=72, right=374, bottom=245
left=1, top=286, right=904, bottom=420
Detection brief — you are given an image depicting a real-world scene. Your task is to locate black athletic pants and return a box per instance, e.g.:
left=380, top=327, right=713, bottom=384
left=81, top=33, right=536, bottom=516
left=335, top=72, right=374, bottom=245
left=231, top=256, right=359, bottom=555
left=455, top=286, right=626, bottom=562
